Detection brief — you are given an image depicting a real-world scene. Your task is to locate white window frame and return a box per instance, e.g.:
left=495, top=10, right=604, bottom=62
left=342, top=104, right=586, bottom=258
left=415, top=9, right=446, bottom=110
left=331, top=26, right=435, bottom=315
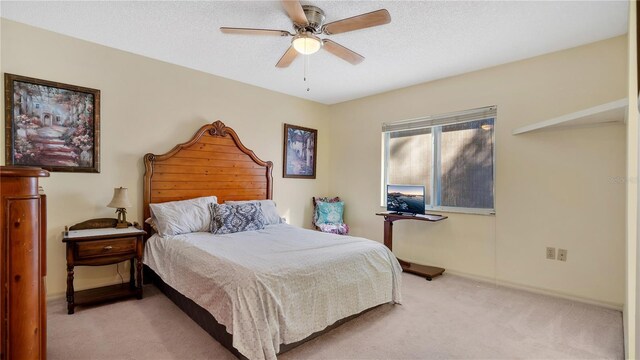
left=381, top=106, right=497, bottom=215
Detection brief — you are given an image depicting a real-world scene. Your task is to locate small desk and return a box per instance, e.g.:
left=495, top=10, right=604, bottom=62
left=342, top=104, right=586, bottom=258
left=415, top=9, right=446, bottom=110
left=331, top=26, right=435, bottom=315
left=376, top=211, right=448, bottom=280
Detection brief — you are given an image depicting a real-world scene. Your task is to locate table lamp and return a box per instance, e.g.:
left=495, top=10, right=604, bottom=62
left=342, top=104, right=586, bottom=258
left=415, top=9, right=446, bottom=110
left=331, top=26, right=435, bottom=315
left=107, top=187, right=132, bottom=228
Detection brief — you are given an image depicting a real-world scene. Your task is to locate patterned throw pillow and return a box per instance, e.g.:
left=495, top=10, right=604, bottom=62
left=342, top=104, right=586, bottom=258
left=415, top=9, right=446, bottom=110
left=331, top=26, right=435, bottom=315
left=225, top=200, right=282, bottom=226
left=209, top=203, right=266, bottom=234
left=315, top=201, right=344, bottom=225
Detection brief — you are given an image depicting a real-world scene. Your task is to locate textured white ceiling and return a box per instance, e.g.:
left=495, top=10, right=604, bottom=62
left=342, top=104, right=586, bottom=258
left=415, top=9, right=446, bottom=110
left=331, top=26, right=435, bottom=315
left=0, top=1, right=629, bottom=104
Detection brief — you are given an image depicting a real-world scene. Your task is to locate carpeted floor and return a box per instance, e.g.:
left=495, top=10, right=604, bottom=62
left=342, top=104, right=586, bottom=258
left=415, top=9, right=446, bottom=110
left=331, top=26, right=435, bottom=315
left=48, top=273, right=623, bottom=359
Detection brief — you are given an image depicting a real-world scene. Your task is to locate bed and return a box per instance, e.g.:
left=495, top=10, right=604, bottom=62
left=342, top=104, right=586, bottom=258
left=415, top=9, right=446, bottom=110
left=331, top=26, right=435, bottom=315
left=142, top=120, right=402, bottom=360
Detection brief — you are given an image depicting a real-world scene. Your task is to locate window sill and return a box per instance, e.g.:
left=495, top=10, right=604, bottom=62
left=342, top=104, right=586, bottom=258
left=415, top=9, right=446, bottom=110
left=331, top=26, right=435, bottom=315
left=379, top=206, right=495, bottom=216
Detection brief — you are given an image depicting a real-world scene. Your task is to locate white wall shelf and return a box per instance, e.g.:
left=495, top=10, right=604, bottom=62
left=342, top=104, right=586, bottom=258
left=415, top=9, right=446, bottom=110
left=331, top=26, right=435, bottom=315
left=512, top=98, right=627, bottom=135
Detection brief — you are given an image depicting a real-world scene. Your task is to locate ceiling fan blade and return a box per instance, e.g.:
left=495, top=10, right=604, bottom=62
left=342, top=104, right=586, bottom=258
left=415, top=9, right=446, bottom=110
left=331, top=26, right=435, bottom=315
left=276, top=46, right=299, bottom=68
left=322, top=40, right=364, bottom=65
left=323, top=9, right=391, bottom=35
left=281, top=0, right=309, bottom=26
left=220, top=27, right=292, bottom=36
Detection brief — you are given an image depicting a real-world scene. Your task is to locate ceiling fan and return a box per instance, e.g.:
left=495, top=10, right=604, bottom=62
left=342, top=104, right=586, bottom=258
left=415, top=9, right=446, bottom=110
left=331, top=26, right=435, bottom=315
left=220, top=0, right=391, bottom=68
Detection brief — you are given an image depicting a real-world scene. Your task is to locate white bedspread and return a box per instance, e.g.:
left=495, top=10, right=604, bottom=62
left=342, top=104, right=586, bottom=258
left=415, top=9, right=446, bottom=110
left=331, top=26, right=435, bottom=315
left=144, top=224, right=402, bottom=360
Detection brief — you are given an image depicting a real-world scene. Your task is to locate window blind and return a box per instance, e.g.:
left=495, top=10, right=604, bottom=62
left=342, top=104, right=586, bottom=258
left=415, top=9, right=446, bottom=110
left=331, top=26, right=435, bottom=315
left=382, top=106, right=497, bottom=133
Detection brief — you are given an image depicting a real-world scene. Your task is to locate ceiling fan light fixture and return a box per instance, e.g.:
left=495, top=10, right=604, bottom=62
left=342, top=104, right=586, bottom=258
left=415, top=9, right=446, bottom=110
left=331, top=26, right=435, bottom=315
left=292, top=33, right=322, bottom=55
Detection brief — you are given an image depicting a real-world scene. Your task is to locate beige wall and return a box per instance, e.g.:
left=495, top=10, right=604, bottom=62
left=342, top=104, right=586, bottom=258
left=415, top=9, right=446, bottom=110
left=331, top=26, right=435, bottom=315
left=0, top=20, right=330, bottom=297
left=328, top=36, right=627, bottom=307
left=627, top=1, right=638, bottom=357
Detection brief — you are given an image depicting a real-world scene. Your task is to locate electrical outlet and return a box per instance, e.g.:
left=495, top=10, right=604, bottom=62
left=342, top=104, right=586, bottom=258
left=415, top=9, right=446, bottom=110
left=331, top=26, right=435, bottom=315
left=546, top=247, right=556, bottom=260
left=557, top=249, right=567, bottom=262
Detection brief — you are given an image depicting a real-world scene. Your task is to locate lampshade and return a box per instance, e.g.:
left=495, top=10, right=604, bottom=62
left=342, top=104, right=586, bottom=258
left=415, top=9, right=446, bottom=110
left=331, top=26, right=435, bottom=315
left=107, top=187, right=132, bottom=209
left=292, top=33, right=322, bottom=55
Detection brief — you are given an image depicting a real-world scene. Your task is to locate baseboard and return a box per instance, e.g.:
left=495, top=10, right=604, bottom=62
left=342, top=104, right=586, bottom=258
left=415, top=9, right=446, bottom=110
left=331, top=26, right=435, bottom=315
left=444, top=269, right=623, bottom=311
left=47, top=292, right=65, bottom=301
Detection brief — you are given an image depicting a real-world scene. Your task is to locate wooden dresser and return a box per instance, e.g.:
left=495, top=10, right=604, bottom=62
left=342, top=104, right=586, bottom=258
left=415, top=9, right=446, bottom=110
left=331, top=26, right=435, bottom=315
left=0, top=166, right=49, bottom=360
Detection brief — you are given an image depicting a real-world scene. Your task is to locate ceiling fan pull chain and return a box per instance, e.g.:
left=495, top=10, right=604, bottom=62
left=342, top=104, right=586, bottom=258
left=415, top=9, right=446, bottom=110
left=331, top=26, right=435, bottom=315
left=304, top=54, right=310, bottom=92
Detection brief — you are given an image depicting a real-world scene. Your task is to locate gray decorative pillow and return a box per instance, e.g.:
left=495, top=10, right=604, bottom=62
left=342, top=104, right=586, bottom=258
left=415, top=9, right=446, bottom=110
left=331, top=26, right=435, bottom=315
left=209, top=202, right=266, bottom=234
left=225, top=200, right=282, bottom=226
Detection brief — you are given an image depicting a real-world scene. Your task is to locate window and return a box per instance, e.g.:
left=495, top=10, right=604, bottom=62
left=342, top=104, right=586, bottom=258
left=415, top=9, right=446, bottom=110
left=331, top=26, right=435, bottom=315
left=382, top=106, right=496, bottom=214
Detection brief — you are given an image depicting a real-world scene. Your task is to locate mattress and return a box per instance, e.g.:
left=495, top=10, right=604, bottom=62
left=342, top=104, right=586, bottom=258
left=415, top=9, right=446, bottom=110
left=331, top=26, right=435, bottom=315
left=143, top=223, right=402, bottom=360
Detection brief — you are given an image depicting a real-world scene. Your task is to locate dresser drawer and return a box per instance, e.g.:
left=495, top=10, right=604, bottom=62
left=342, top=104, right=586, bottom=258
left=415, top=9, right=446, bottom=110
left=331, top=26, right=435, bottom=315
left=76, top=237, right=137, bottom=259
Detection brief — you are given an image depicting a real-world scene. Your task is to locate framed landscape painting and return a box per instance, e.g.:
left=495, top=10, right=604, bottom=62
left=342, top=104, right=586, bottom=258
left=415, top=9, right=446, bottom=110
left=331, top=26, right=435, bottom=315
left=4, top=73, right=100, bottom=172
left=283, top=123, right=317, bottom=179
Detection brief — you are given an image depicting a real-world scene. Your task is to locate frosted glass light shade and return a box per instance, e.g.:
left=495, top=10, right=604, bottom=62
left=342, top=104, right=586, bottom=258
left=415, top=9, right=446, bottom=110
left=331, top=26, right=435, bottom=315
left=292, top=34, right=322, bottom=55
left=107, top=187, right=132, bottom=208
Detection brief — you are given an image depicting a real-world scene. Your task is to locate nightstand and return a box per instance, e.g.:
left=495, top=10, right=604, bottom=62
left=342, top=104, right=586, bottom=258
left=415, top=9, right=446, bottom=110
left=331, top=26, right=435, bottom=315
left=62, top=220, right=146, bottom=314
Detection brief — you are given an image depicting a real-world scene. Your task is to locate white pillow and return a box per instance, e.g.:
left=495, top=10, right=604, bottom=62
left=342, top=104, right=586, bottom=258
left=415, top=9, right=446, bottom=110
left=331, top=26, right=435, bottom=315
left=225, top=199, right=282, bottom=226
left=149, top=196, right=218, bottom=237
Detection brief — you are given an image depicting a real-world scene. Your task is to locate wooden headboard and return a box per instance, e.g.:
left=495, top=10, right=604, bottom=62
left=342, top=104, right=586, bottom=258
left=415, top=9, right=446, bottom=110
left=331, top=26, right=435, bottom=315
left=143, top=120, right=273, bottom=235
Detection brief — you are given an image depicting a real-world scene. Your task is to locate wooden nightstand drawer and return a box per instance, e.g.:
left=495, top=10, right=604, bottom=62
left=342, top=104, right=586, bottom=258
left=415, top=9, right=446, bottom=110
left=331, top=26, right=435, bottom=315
left=76, top=237, right=137, bottom=259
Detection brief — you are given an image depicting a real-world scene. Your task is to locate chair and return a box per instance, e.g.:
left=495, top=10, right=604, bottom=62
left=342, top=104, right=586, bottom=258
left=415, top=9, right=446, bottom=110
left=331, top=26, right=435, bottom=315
left=312, top=196, right=349, bottom=235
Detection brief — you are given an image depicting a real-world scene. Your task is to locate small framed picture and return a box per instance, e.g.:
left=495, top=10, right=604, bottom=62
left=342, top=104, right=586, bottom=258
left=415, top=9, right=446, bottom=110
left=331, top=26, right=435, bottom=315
left=4, top=73, right=100, bottom=173
left=283, top=123, right=317, bottom=179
